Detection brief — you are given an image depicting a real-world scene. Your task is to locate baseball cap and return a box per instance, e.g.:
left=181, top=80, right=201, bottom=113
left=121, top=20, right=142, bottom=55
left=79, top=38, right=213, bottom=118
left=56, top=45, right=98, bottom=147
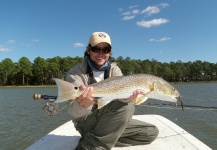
left=88, top=32, right=111, bottom=47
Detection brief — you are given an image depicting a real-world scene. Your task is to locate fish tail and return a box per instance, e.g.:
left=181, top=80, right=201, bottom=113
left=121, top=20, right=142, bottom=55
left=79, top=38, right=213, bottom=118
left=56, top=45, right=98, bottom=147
left=53, top=78, right=77, bottom=103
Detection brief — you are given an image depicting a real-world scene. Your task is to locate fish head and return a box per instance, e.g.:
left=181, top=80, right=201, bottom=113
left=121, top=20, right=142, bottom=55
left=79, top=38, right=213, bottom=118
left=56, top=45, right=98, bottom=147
left=155, top=80, right=180, bottom=98
left=154, top=79, right=184, bottom=110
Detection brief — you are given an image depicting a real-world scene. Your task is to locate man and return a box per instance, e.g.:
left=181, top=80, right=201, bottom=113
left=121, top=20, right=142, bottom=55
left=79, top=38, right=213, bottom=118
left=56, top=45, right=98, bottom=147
left=67, top=32, right=159, bottom=150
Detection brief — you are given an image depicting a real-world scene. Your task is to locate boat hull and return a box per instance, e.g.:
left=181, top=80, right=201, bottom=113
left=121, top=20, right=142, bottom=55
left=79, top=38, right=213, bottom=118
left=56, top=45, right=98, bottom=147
left=26, top=115, right=211, bottom=150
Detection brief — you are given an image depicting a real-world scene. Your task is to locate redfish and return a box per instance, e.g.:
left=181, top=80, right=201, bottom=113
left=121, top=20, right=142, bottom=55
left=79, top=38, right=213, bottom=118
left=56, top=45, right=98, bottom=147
left=53, top=74, right=183, bottom=109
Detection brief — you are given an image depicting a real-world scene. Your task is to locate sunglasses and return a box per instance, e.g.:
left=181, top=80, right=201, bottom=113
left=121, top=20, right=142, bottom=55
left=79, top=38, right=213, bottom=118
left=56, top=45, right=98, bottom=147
left=89, top=46, right=111, bottom=54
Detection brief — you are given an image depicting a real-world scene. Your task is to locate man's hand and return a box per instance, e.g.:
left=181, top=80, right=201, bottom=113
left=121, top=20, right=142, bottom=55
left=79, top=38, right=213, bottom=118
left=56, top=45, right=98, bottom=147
left=76, top=85, right=94, bottom=107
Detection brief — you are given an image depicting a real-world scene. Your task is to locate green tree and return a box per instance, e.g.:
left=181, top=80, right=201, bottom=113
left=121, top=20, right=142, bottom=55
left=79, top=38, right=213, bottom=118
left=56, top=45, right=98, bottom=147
left=131, top=59, right=142, bottom=74
left=151, top=59, right=162, bottom=76
left=32, top=57, right=48, bottom=85
left=47, top=61, right=59, bottom=81
left=18, top=57, right=32, bottom=85
left=141, top=59, right=152, bottom=74
left=10, top=62, right=20, bottom=85
left=50, top=56, right=62, bottom=78
left=1, top=58, right=14, bottom=85
left=124, top=57, right=134, bottom=74
left=0, top=62, right=2, bottom=85
left=1, top=55, right=217, bottom=85
left=209, top=63, right=217, bottom=80
left=191, top=60, right=203, bottom=81
left=162, top=62, right=174, bottom=81
left=61, top=56, right=77, bottom=79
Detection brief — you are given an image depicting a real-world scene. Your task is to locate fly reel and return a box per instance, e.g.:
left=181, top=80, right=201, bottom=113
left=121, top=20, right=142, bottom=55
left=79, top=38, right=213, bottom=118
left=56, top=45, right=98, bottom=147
left=42, top=100, right=59, bottom=116
left=33, top=93, right=60, bottom=116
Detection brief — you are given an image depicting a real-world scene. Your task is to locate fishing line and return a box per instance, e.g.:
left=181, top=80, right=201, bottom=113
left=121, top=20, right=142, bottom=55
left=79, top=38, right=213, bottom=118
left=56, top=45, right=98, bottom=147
left=59, top=101, right=217, bottom=112
left=58, top=103, right=70, bottom=112
left=138, top=103, right=217, bottom=111
left=58, top=96, right=217, bottom=112
left=50, top=99, right=217, bottom=114
left=181, top=96, right=216, bottom=104
left=34, top=93, right=217, bottom=117
left=58, top=101, right=74, bottom=112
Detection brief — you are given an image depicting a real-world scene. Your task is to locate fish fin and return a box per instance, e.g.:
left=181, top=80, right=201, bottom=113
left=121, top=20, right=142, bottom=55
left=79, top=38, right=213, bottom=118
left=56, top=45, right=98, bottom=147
left=132, top=94, right=149, bottom=105
left=53, top=78, right=79, bottom=103
left=132, top=81, right=155, bottom=105
left=150, top=81, right=155, bottom=91
left=132, top=82, right=155, bottom=105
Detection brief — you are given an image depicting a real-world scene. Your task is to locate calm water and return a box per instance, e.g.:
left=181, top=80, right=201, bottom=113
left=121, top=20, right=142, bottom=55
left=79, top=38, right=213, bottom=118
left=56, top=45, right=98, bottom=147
left=0, top=83, right=217, bottom=150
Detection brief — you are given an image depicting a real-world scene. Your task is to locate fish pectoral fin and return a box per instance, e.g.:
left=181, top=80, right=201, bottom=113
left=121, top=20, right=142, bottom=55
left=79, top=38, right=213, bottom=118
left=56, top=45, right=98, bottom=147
left=150, top=81, right=155, bottom=91
left=133, top=85, right=155, bottom=105
left=97, top=100, right=106, bottom=109
left=132, top=94, right=149, bottom=105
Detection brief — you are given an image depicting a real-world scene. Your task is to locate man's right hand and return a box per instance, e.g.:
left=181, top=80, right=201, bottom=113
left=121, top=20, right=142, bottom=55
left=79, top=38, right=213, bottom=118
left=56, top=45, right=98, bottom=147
left=76, top=85, right=94, bottom=108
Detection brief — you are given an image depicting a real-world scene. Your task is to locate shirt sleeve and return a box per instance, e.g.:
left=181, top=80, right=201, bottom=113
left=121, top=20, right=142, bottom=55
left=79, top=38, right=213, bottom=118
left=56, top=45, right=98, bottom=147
left=110, top=62, right=123, bottom=76
left=66, top=66, right=93, bottom=124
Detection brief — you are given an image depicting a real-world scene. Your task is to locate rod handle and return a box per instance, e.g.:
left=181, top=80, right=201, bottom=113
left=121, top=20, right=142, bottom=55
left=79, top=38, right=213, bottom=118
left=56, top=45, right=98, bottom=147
left=33, top=93, right=57, bottom=100
left=33, top=93, right=42, bottom=100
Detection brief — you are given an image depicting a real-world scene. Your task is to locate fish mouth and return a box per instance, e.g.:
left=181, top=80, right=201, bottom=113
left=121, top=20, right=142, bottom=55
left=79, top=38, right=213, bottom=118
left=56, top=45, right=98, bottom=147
left=177, top=96, right=184, bottom=111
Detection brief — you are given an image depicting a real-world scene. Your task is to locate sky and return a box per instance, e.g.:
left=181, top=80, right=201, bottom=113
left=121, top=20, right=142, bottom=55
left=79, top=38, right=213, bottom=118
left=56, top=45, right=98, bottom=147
left=0, top=0, right=217, bottom=64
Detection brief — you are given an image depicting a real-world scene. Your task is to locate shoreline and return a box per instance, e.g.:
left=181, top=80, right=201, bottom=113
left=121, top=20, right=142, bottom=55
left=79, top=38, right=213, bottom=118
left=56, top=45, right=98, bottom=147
left=0, top=85, right=57, bottom=88
left=1, top=81, right=217, bottom=88
left=171, top=80, right=217, bottom=84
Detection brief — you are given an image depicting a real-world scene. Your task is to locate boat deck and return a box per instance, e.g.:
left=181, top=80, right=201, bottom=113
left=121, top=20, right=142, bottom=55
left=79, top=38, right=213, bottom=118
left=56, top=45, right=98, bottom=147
left=26, top=115, right=211, bottom=150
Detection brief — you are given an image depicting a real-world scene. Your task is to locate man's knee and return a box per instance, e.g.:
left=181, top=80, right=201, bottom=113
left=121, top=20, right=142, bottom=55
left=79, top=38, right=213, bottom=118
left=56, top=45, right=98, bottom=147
left=99, top=101, right=135, bottom=126
left=139, top=126, right=159, bottom=144
left=120, top=125, right=159, bottom=145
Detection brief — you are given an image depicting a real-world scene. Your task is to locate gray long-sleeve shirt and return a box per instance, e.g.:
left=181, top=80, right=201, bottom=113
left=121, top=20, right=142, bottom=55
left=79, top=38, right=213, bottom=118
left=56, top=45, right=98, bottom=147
left=66, top=57, right=122, bottom=126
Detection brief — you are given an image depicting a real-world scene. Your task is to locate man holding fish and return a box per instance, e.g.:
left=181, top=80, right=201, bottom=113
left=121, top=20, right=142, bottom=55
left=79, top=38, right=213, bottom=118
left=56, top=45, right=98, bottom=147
left=66, top=32, right=159, bottom=150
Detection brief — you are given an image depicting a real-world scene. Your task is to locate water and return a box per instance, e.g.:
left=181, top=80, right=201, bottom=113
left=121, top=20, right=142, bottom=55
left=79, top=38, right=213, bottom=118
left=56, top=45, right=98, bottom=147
left=0, top=83, right=217, bottom=150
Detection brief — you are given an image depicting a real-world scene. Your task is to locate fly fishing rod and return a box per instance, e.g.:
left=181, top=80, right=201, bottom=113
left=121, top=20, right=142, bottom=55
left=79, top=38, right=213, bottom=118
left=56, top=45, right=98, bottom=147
left=33, top=93, right=217, bottom=117
left=139, top=102, right=217, bottom=111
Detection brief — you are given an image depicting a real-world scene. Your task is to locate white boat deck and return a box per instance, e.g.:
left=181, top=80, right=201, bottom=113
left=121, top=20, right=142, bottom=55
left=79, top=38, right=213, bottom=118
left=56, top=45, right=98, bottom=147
left=26, top=115, right=212, bottom=150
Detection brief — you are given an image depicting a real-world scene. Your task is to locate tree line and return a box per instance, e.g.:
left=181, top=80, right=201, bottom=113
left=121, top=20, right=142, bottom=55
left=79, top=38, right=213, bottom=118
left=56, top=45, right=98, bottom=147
left=0, top=56, right=217, bottom=86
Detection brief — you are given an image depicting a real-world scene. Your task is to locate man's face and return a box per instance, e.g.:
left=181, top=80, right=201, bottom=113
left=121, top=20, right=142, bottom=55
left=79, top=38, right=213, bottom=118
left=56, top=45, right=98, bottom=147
left=88, top=42, right=112, bottom=67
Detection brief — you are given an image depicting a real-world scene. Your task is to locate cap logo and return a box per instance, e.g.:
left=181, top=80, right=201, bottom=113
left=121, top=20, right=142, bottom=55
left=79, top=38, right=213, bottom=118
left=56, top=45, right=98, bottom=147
left=98, top=33, right=106, bottom=38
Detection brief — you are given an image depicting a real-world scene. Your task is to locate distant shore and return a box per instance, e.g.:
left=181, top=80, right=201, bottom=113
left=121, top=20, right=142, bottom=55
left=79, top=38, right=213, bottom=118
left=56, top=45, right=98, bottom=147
left=0, top=85, right=57, bottom=88
left=171, top=80, right=217, bottom=84
left=1, top=81, right=217, bottom=88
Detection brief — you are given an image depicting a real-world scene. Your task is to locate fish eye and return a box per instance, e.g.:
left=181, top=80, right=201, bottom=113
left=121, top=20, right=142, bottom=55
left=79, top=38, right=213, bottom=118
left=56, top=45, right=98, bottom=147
left=173, top=88, right=176, bottom=91
left=74, top=87, right=79, bottom=90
